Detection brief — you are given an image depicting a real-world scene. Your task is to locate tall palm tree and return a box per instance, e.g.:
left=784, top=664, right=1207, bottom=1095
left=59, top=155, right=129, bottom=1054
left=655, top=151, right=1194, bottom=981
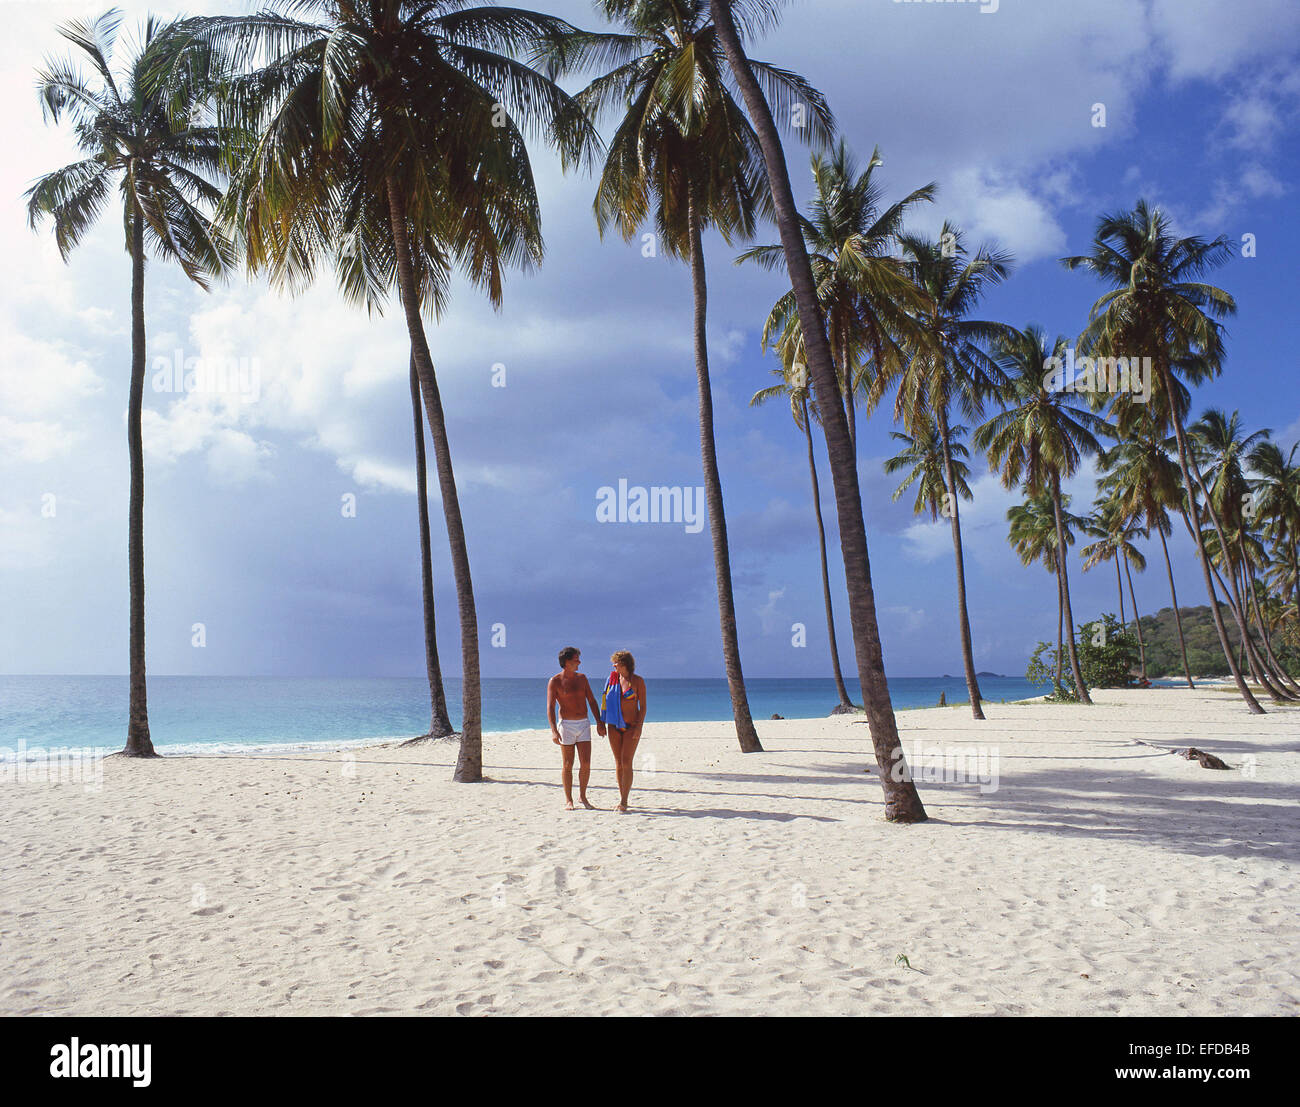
left=1250, top=440, right=1300, bottom=637
left=884, top=419, right=972, bottom=523
left=751, top=364, right=856, bottom=710
left=557, top=1, right=830, bottom=752
left=977, top=325, right=1111, bottom=705
left=176, top=1, right=598, bottom=780
left=27, top=11, right=231, bottom=758
left=1081, top=501, right=1149, bottom=680
left=738, top=139, right=933, bottom=455
left=871, top=223, right=1013, bottom=720
left=1062, top=200, right=1264, bottom=712
left=1097, top=430, right=1195, bottom=686
left=1189, top=409, right=1295, bottom=698
left=1009, top=491, right=1083, bottom=692
left=707, top=0, right=926, bottom=821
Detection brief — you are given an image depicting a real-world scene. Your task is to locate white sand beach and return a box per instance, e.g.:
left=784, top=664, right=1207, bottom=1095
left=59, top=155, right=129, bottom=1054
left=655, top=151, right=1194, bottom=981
left=2, top=687, right=1297, bottom=1017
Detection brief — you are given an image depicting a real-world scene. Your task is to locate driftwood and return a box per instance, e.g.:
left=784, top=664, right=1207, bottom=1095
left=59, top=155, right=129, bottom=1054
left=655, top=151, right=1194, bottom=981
left=1177, top=747, right=1232, bottom=771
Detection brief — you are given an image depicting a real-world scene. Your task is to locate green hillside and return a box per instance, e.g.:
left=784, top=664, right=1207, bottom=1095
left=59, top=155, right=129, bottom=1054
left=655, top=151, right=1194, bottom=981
left=1135, top=604, right=1290, bottom=679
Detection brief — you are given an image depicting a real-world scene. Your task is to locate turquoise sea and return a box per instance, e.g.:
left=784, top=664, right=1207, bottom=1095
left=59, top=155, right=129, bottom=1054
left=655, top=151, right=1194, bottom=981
left=0, top=674, right=1046, bottom=757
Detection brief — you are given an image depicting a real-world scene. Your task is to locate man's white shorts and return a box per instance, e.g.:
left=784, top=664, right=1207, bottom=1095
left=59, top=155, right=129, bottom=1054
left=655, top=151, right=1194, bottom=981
left=559, top=718, right=592, bottom=745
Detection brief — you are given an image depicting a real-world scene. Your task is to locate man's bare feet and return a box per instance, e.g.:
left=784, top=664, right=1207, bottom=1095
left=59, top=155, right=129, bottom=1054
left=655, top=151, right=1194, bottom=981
left=565, top=799, right=575, bottom=810
left=580, top=796, right=595, bottom=810
left=616, top=802, right=628, bottom=813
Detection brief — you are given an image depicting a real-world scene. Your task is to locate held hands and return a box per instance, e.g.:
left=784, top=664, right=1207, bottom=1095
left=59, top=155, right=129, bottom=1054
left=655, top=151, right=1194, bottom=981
left=597, top=722, right=607, bottom=737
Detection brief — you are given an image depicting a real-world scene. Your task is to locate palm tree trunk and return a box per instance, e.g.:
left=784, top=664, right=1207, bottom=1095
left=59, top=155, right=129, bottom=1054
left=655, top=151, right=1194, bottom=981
left=1051, top=470, right=1091, bottom=704
left=1114, top=559, right=1126, bottom=630
left=124, top=208, right=156, bottom=758
left=1156, top=525, right=1194, bottom=687
left=936, top=407, right=984, bottom=719
left=1160, top=360, right=1263, bottom=712
left=1055, top=556, right=1064, bottom=692
left=409, top=355, right=454, bottom=739
left=688, top=201, right=761, bottom=752
left=386, top=180, right=483, bottom=780
left=801, top=394, right=853, bottom=708
left=1122, top=552, right=1147, bottom=681
left=709, top=0, right=925, bottom=821
left=836, top=334, right=857, bottom=460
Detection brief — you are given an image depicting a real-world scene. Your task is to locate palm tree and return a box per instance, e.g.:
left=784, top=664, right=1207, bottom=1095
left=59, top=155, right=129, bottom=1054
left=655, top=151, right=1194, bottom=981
left=556, top=1, right=830, bottom=752
left=977, top=325, right=1111, bottom=704
left=1097, top=429, right=1195, bottom=686
left=707, top=0, right=925, bottom=821
left=1250, top=440, right=1300, bottom=639
left=738, top=139, right=933, bottom=455
left=27, top=11, right=231, bottom=758
left=175, top=1, right=598, bottom=779
left=1062, top=200, right=1264, bottom=712
left=1009, top=491, right=1083, bottom=692
left=1190, top=409, right=1295, bottom=698
left=751, top=364, right=856, bottom=710
left=1081, top=501, right=1149, bottom=680
left=884, top=419, right=972, bottom=522
left=408, top=355, right=454, bottom=741
left=871, top=223, right=1013, bottom=720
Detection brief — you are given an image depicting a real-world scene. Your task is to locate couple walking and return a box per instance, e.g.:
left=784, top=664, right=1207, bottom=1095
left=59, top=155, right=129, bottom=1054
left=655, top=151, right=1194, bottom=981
left=546, top=647, right=647, bottom=812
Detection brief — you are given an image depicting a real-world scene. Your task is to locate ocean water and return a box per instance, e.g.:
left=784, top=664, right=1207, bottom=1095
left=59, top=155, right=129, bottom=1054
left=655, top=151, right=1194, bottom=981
left=0, top=674, right=1044, bottom=757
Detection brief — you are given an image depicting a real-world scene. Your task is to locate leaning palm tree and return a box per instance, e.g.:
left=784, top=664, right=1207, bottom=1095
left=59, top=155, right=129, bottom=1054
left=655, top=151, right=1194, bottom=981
left=977, top=325, right=1111, bottom=705
left=1097, top=428, right=1195, bottom=686
left=706, top=0, right=925, bottom=820
left=1009, top=491, right=1083, bottom=693
left=1251, top=440, right=1300, bottom=635
left=1081, top=501, right=1150, bottom=680
left=1062, top=200, right=1264, bottom=712
left=27, top=11, right=231, bottom=758
left=871, top=223, right=1013, bottom=721
left=751, top=362, right=856, bottom=710
left=174, top=0, right=599, bottom=779
left=1188, top=409, right=1294, bottom=697
left=738, top=139, right=933, bottom=455
left=555, top=0, right=831, bottom=752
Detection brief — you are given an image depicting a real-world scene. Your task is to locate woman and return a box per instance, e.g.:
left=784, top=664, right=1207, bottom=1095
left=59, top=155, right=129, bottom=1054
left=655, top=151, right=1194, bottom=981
left=601, top=650, right=647, bottom=813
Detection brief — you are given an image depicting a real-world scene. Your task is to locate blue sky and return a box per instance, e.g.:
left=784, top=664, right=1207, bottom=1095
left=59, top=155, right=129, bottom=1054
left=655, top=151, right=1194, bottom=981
left=3, top=0, right=1299, bottom=681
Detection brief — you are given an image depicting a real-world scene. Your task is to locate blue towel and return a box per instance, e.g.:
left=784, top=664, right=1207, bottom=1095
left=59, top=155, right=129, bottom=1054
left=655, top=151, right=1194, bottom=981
left=602, top=670, right=625, bottom=729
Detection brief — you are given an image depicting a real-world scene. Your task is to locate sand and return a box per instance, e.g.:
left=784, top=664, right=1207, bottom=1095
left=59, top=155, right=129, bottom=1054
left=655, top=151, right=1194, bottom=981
left=2, top=686, right=1297, bottom=1016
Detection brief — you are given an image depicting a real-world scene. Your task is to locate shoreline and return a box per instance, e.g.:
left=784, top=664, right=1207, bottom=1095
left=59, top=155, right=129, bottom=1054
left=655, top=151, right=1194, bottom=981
left=4, top=687, right=1296, bottom=1016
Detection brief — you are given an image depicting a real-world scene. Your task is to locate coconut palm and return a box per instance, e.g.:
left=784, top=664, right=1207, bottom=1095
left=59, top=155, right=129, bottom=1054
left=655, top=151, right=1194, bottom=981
left=1097, top=428, right=1195, bottom=686
left=1250, top=440, right=1300, bottom=637
left=27, top=11, right=231, bottom=758
left=554, top=0, right=831, bottom=752
left=1189, top=409, right=1295, bottom=697
left=1081, top=501, right=1149, bottom=680
left=976, top=325, right=1111, bottom=704
left=870, top=223, right=1013, bottom=720
left=1062, top=200, right=1264, bottom=711
left=737, top=139, right=933, bottom=454
left=1009, top=491, right=1083, bottom=692
left=173, top=0, right=599, bottom=779
left=884, top=420, right=973, bottom=519
left=706, top=0, right=925, bottom=820
left=752, top=363, right=856, bottom=710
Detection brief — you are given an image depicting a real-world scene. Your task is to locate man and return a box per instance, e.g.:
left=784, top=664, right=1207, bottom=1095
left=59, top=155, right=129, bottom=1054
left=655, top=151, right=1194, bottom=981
left=546, top=647, right=606, bottom=810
